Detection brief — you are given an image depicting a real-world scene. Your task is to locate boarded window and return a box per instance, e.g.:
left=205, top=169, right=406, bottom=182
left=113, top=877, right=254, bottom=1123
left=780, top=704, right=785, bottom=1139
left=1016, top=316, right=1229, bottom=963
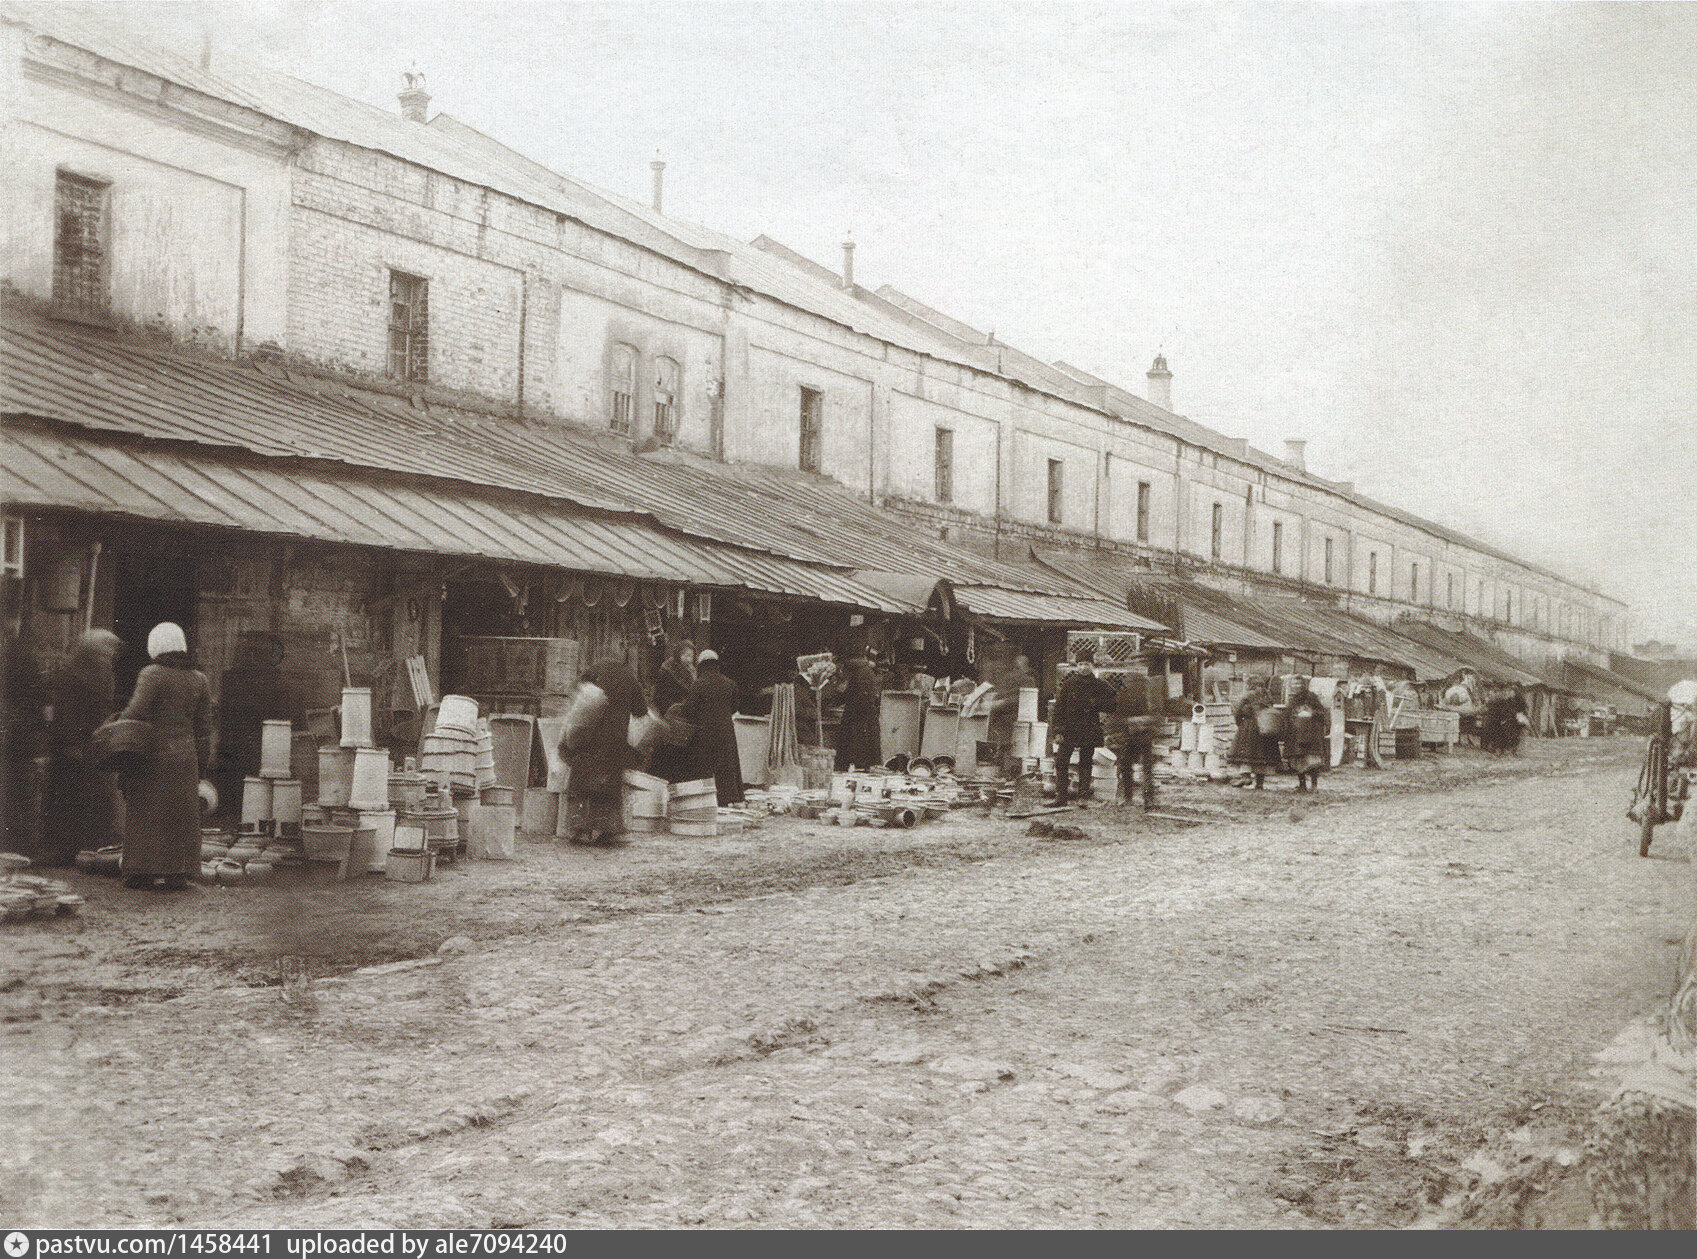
left=387, top=270, right=429, bottom=382
left=653, top=356, right=680, bottom=442
left=609, top=343, right=637, bottom=435
left=1047, top=459, right=1064, bottom=524
left=934, top=427, right=954, bottom=503
left=1410, top=562, right=1419, bottom=602
left=1136, top=481, right=1151, bottom=543
left=799, top=387, right=823, bottom=473
left=1210, top=503, right=1223, bottom=561
left=1447, top=573, right=1455, bottom=609
left=54, top=171, right=108, bottom=310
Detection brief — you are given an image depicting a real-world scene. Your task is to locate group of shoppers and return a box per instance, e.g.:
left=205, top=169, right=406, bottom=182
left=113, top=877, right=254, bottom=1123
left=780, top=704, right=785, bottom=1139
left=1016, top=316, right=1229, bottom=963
left=1228, top=676, right=1334, bottom=792
left=2, top=620, right=212, bottom=889
left=556, top=639, right=745, bottom=848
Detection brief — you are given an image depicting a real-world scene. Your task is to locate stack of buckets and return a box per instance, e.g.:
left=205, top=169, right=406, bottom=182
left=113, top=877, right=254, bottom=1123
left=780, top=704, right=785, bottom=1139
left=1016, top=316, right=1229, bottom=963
left=304, top=686, right=392, bottom=879
left=667, top=778, right=718, bottom=837
left=467, top=717, right=517, bottom=860
left=241, top=719, right=304, bottom=851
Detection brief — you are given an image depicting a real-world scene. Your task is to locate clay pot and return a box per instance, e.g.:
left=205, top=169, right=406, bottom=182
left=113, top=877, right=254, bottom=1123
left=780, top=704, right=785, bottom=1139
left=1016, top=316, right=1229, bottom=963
left=215, top=860, right=245, bottom=886
left=198, top=862, right=219, bottom=885
left=74, top=851, right=98, bottom=873
left=202, top=842, right=230, bottom=862
left=244, top=861, right=275, bottom=884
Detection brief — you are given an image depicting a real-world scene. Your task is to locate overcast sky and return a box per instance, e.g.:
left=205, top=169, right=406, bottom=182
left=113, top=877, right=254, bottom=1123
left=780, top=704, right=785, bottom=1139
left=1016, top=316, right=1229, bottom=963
left=78, top=1, right=1697, bottom=644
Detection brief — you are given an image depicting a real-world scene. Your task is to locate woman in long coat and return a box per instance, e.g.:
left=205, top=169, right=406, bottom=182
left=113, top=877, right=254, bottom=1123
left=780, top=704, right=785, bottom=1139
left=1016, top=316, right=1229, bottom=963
left=1228, top=675, right=1282, bottom=790
left=40, top=629, right=123, bottom=866
left=118, top=623, right=211, bottom=889
left=1286, top=680, right=1332, bottom=793
left=561, top=657, right=647, bottom=846
left=681, top=650, right=744, bottom=805
left=834, top=650, right=883, bottom=771
left=647, top=639, right=696, bottom=783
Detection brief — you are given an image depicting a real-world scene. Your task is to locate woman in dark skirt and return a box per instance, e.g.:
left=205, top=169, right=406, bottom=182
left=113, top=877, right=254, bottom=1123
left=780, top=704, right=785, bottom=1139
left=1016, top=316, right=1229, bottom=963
left=1286, top=680, right=1332, bottom=793
left=40, top=629, right=123, bottom=866
left=648, top=639, right=696, bottom=783
left=680, top=650, right=744, bottom=805
left=560, top=657, right=647, bottom=846
left=117, top=623, right=211, bottom=890
left=1228, top=675, right=1282, bottom=790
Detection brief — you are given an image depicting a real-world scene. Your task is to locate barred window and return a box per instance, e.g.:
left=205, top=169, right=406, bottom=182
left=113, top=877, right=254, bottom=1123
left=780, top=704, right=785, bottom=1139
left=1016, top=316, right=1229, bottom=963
left=1368, top=551, right=1378, bottom=595
left=934, top=427, right=954, bottom=503
left=54, top=171, right=109, bottom=310
left=1323, top=536, right=1334, bottom=585
left=1409, top=561, right=1419, bottom=602
left=387, top=270, right=429, bottom=382
left=799, top=387, right=823, bottom=473
left=653, top=356, right=680, bottom=442
left=1210, top=502, right=1223, bottom=561
left=609, top=343, right=637, bottom=435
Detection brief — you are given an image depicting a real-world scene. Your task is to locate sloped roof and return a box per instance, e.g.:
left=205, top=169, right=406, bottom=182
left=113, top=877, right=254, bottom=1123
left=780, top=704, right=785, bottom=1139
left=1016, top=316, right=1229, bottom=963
left=0, top=420, right=924, bottom=611
left=1386, top=621, right=1564, bottom=690
left=1558, top=657, right=1662, bottom=706
left=1, top=311, right=1092, bottom=594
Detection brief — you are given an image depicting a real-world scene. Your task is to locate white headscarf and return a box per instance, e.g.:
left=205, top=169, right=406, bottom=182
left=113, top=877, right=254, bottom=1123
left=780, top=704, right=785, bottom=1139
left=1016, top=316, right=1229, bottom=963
left=147, top=622, right=187, bottom=659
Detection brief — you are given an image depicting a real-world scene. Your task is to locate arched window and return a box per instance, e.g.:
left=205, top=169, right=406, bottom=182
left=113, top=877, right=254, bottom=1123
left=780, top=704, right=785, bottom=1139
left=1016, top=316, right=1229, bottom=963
left=609, top=344, right=637, bottom=435
left=652, top=356, right=680, bottom=442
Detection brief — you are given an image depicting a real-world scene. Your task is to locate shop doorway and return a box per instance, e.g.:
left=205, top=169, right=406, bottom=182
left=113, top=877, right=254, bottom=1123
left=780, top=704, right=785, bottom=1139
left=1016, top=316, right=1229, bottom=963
left=111, top=546, right=197, bottom=703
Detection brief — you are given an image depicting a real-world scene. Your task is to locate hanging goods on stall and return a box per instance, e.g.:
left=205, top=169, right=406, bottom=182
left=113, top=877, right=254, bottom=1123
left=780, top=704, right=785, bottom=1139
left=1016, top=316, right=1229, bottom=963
left=259, top=720, right=294, bottom=778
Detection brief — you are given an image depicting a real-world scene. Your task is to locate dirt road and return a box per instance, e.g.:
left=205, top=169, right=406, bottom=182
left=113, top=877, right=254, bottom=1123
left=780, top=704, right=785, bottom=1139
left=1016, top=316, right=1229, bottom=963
left=2, top=739, right=1689, bottom=1228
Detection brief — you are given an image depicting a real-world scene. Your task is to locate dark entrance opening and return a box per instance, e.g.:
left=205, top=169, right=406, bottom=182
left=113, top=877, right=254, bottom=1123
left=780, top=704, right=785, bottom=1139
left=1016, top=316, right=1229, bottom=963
left=110, top=545, right=197, bottom=704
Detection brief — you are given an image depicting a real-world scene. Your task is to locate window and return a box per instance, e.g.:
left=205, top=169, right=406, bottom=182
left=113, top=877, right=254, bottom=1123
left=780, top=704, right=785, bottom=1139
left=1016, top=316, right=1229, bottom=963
left=1368, top=551, right=1378, bottom=595
left=1136, top=481, right=1151, bottom=543
left=799, top=387, right=823, bottom=473
left=1323, top=536, right=1334, bottom=585
left=1271, top=521, right=1283, bottom=575
left=608, top=343, right=637, bottom=435
left=1477, top=580, right=1484, bottom=615
left=1046, top=459, right=1064, bottom=524
left=1505, top=591, right=1513, bottom=624
left=934, top=427, right=954, bottom=503
left=652, top=356, right=680, bottom=442
left=54, top=170, right=109, bottom=310
left=387, top=270, right=429, bottom=382
left=1409, top=562, right=1419, bottom=602
left=1210, top=503, right=1223, bottom=561
left=1447, top=573, right=1455, bottom=609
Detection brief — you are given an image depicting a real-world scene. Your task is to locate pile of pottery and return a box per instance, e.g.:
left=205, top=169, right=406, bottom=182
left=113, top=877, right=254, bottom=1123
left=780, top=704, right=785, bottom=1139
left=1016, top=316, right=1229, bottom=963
left=196, top=828, right=304, bottom=887
left=0, top=852, right=84, bottom=921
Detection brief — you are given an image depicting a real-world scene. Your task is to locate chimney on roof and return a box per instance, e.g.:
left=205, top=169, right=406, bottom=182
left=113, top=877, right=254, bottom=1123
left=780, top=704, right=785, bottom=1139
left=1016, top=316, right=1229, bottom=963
left=1146, top=353, right=1172, bottom=411
left=397, top=70, right=431, bottom=123
left=650, top=155, right=665, bottom=213
left=1284, top=439, right=1307, bottom=471
left=841, top=233, right=855, bottom=290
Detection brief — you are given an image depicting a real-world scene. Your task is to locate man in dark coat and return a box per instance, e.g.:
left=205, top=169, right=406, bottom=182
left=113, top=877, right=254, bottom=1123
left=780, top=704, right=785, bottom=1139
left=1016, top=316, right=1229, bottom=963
left=1051, top=655, right=1116, bottom=805
left=834, top=649, right=882, bottom=771
left=681, top=650, right=744, bottom=805
left=2, top=621, right=49, bottom=858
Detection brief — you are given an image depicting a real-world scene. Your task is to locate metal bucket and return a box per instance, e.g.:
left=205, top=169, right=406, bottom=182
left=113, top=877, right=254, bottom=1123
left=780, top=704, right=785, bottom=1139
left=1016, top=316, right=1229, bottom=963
left=259, top=720, right=294, bottom=778
left=339, top=687, right=374, bottom=749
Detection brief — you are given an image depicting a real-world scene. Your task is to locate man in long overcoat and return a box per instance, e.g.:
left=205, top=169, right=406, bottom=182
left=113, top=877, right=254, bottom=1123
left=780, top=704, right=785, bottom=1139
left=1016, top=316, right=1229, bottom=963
left=682, top=650, right=744, bottom=804
left=1051, top=654, right=1116, bottom=805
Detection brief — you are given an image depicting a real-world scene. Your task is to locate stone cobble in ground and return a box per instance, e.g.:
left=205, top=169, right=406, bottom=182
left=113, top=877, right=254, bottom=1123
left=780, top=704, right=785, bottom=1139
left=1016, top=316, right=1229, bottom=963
left=1, top=739, right=1688, bottom=1228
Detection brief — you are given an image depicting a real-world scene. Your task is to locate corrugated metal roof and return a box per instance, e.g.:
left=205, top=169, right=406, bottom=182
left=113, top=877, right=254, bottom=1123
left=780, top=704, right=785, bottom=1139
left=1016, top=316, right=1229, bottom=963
left=1386, top=621, right=1562, bottom=690
left=1558, top=657, right=1662, bottom=706
left=0, top=421, right=929, bottom=612
left=1030, top=550, right=1289, bottom=650
left=952, top=585, right=1170, bottom=632
left=1, top=313, right=1093, bottom=595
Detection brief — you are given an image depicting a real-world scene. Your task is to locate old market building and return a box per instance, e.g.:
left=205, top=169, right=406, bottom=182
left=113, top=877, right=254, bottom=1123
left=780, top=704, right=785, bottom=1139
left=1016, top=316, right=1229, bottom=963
left=1, top=4, right=1643, bottom=796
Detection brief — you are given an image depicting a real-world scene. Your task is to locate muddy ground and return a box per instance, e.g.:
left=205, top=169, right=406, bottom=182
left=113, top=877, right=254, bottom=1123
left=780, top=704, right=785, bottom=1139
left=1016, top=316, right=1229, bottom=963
left=2, top=737, right=1690, bottom=1228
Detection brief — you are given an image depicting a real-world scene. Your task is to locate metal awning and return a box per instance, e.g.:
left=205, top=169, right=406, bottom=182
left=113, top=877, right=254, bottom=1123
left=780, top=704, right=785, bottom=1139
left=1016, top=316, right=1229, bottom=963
left=0, top=422, right=923, bottom=612
left=951, top=584, right=1170, bottom=632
